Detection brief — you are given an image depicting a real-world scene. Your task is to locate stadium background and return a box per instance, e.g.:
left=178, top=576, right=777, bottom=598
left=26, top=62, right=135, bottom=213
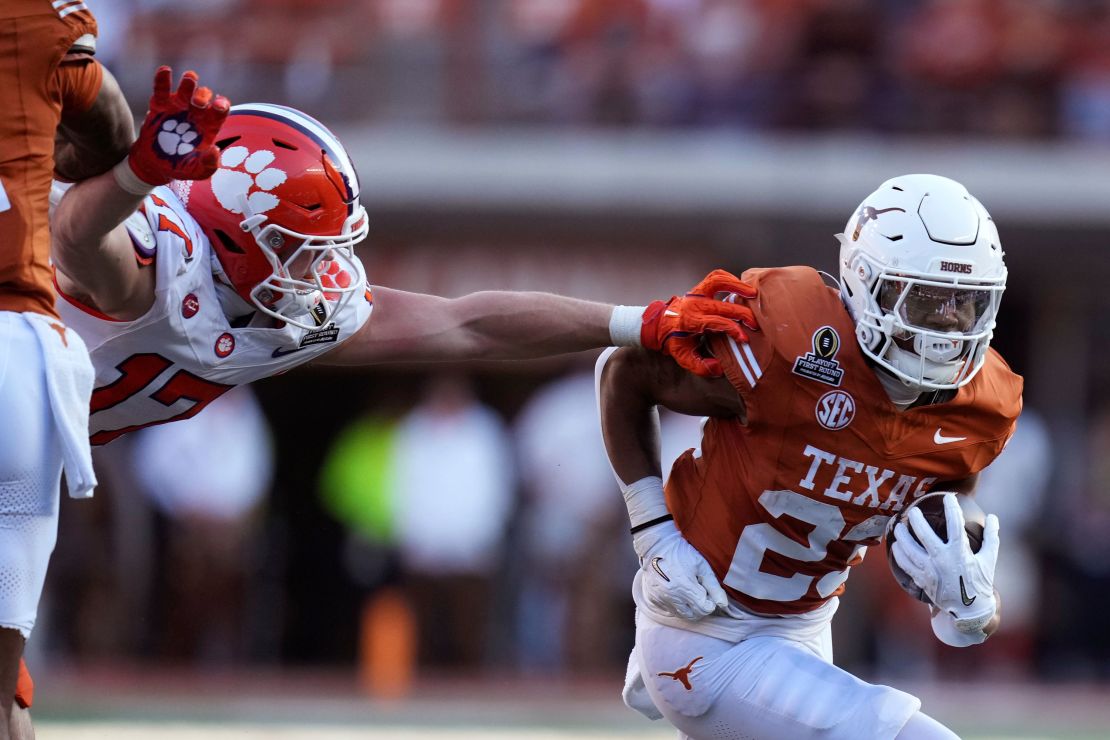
left=34, top=1, right=1110, bottom=738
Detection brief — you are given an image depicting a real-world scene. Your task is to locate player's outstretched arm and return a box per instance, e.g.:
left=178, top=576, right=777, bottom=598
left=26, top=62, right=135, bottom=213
left=596, top=346, right=743, bottom=621
left=319, top=286, right=614, bottom=364
left=53, top=66, right=229, bottom=321
left=317, top=270, right=759, bottom=372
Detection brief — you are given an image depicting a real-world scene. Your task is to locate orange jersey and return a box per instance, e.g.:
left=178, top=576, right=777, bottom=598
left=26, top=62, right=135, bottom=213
left=0, top=0, right=101, bottom=318
left=665, top=266, right=1022, bottom=616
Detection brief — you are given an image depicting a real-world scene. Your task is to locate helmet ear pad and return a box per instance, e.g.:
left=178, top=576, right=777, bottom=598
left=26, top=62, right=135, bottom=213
left=856, top=323, right=877, bottom=353
left=836, top=174, right=1007, bottom=391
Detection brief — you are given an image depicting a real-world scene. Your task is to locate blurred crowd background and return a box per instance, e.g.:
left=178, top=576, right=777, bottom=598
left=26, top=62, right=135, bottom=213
left=91, top=0, right=1110, bottom=139
left=34, top=0, right=1110, bottom=703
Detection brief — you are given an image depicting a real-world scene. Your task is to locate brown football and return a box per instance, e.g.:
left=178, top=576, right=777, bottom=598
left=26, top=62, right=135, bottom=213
left=885, top=492, right=986, bottom=605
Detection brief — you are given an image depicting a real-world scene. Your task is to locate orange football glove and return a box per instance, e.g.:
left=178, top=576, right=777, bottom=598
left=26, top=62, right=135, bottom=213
left=124, top=66, right=230, bottom=187
left=642, top=269, right=758, bottom=377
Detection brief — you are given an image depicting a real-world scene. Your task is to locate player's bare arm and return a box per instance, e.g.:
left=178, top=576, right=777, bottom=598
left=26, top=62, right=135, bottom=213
left=316, top=286, right=613, bottom=365
left=53, top=67, right=229, bottom=321
left=319, top=270, right=758, bottom=371
left=54, top=65, right=134, bottom=183
left=594, top=346, right=744, bottom=622
left=52, top=172, right=152, bottom=320
left=598, top=346, right=744, bottom=484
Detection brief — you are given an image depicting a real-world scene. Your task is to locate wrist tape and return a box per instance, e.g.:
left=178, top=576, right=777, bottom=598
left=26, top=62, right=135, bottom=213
left=622, top=476, right=669, bottom=531
left=609, top=305, right=646, bottom=347
left=112, top=158, right=155, bottom=196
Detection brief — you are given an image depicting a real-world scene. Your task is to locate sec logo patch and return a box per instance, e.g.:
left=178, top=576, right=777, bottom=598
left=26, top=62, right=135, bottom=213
left=816, top=390, right=855, bottom=430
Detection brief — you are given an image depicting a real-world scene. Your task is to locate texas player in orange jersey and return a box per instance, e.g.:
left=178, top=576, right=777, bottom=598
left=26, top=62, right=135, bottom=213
left=599, top=174, right=1022, bottom=740
left=0, top=2, right=134, bottom=736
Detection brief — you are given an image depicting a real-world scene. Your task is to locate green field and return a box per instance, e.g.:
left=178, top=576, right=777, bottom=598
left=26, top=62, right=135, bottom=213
left=28, top=668, right=1110, bottom=739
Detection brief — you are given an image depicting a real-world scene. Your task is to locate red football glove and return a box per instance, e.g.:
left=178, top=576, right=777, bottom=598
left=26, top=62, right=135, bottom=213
left=642, top=269, right=759, bottom=377
left=126, top=66, right=230, bottom=186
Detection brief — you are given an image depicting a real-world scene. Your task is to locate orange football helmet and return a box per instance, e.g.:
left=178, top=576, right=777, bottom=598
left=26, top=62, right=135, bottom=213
left=174, top=103, right=368, bottom=329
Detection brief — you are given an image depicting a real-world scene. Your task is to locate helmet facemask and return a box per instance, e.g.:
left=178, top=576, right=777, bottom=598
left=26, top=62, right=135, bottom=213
left=851, top=257, right=1005, bottom=389
left=239, top=194, right=368, bottom=331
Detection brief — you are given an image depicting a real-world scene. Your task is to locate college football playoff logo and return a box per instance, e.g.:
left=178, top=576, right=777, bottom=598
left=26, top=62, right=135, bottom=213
left=792, top=326, right=845, bottom=386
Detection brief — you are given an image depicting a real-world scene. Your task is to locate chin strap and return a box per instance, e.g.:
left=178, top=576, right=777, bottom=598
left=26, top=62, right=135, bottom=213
left=872, top=364, right=922, bottom=409
left=884, top=341, right=962, bottom=388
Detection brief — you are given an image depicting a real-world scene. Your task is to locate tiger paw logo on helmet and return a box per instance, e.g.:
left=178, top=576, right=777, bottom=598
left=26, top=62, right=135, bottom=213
left=211, top=147, right=288, bottom=216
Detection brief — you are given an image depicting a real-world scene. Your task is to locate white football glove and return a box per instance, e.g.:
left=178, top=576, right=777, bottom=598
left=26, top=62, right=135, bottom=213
left=891, top=494, right=1000, bottom=635
left=633, top=520, right=728, bottom=621
left=930, top=609, right=989, bottom=647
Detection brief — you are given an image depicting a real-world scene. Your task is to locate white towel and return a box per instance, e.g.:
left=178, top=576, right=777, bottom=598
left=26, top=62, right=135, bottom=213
left=24, top=313, right=97, bottom=498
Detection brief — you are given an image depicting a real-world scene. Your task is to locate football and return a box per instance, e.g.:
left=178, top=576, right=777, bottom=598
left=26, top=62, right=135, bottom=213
left=885, top=492, right=986, bottom=605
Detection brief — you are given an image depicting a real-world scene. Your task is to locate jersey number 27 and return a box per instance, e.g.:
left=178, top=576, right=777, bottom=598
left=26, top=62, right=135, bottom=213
left=90, top=353, right=232, bottom=445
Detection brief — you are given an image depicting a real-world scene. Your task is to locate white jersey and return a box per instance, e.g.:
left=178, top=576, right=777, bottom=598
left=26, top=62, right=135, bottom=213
left=56, top=187, right=372, bottom=446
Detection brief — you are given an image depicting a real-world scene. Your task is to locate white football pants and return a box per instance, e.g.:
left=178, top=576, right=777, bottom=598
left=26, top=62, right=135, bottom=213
left=629, top=612, right=922, bottom=740
left=0, top=312, right=66, bottom=637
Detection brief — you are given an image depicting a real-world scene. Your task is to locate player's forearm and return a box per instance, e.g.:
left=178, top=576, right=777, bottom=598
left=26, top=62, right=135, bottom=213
left=52, top=169, right=144, bottom=265
left=444, top=290, right=614, bottom=359
left=324, top=287, right=626, bottom=365
left=55, top=65, right=135, bottom=182
left=598, top=348, right=664, bottom=485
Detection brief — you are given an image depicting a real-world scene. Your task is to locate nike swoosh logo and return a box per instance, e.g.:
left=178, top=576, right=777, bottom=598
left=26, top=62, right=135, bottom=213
left=650, top=556, right=671, bottom=582
left=934, top=428, right=968, bottom=445
left=959, top=576, right=976, bottom=606
left=664, top=310, right=680, bottom=318
left=271, top=346, right=305, bottom=358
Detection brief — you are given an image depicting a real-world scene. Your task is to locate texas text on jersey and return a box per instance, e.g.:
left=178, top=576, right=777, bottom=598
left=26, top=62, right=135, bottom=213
left=663, top=266, right=1022, bottom=616
left=54, top=186, right=372, bottom=445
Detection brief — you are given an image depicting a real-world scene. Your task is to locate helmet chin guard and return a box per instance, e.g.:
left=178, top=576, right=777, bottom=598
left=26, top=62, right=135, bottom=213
left=237, top=193, right=368, bottom=330
left=837, top=174, right=1007, bottom=391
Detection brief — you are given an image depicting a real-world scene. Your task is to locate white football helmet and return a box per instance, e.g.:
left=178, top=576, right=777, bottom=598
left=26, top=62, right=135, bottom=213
left=838, top=174, right=1006, bottom=390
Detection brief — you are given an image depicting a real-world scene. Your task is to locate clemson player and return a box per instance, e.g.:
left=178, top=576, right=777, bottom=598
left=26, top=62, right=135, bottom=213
left=0, top=1, right=133, bottom=735
left=48, top=66, right=754, bottom=449
left=599, top=175, right=1022, bottom=740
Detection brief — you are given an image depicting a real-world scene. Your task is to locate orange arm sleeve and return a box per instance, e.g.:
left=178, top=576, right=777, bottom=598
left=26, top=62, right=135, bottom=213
left=57, top=56, right=103, bottom=116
